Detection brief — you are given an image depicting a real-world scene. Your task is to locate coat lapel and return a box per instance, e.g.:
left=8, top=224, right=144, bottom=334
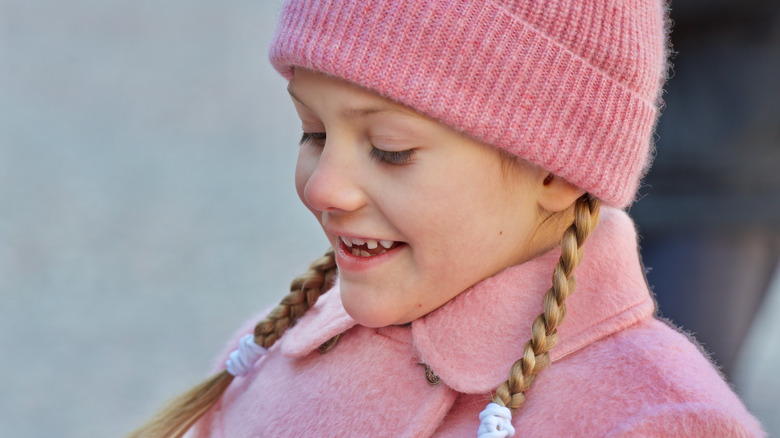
left=281, top=278, right=358, bottom=358
left=411, top=207, right=656, bottom=394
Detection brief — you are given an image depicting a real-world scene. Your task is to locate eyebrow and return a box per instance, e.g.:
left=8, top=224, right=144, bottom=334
left=287, top=84, right=414, bottom=120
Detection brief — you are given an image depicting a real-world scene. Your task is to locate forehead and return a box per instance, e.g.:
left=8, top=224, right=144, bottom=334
left=287, top=69, right=420, bottom=120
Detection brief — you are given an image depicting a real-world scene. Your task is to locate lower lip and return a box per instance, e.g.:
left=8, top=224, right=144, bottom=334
left=334, top=240, right=406, bottom=272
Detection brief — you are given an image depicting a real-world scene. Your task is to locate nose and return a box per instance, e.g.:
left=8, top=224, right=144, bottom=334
left=298, top=141, right=367, bottom=214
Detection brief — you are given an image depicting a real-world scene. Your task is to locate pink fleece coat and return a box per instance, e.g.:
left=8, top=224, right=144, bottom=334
left=189, top=208, right=765, bottom=437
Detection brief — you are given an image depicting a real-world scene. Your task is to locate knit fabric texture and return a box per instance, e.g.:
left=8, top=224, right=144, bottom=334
left=269, top=0, right=668, bottom=207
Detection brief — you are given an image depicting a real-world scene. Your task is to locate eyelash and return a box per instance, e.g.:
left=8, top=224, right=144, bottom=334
left=299, top=132, right=326, bottom=147
left=299, top=132, right=416, bottom=166
left=369, top=148, right=416, bottom=165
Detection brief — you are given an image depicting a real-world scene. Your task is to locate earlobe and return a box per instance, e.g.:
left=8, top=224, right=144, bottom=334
left=537, top=173, right=585, bottom=213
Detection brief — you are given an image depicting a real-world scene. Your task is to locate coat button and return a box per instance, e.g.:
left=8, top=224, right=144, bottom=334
left=318, top=334, right=341, bottom=354
left=421, top=363, right=442, bottom=385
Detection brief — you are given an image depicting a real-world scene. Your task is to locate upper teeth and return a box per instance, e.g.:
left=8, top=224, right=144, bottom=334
left=340, top=236, right=395, bottom=249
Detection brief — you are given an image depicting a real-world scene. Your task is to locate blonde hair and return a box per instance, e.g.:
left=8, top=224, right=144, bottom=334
left=130, top=195, right=600, bottom=437
left=493, top=194, right=601, bottom=410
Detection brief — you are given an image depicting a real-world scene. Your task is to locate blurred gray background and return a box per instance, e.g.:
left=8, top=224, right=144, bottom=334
left=1, top=0, right=778, bottom=437
left=2, top=1, right=328, bottom=436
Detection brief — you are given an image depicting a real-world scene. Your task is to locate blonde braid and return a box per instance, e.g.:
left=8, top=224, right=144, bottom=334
left=492, top=194, right=601, bottom=411
left=253, top=248, right=337, bottom=348
left=128, top=248, right=337, bottom=438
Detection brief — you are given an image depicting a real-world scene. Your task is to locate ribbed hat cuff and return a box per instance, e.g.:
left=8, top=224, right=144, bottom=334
left=270, top=0, right=658, bottom=207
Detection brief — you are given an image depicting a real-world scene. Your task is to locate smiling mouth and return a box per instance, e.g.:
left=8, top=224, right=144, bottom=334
left=340, top=236, right=404, bottom=257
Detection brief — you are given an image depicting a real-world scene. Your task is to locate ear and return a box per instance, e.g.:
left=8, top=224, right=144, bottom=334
left=536, top=173, right=585, bottom=213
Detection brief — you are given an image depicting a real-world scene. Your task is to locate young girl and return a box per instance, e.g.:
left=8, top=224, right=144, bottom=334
left=133, top=0, right=765, bottom=436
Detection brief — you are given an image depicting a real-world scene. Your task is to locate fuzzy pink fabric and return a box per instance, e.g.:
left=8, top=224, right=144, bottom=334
left=188, top=208, right=765, bottom=437
left=269, top=0, right=668, bottom=207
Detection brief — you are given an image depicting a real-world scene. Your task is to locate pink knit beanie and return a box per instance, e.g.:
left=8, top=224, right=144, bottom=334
left=269, top=0, right=669, bottom=207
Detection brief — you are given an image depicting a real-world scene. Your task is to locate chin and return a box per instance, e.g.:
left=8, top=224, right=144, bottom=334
left=342, top=301, right=399, bottom=328
left=340, top=286, right=404, bottom=328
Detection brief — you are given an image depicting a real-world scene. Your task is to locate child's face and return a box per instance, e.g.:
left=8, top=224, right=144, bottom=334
left=289, top=69, right=548, bottom=327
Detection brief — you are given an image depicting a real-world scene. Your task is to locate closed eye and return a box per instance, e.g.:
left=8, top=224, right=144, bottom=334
left=300, top=132, right=415, bottom=165
left=370, top=147, right=416, bottom=165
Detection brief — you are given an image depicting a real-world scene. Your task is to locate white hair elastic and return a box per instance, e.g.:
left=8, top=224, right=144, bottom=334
left=225, top=334, right=268, bottom=377
left=478, top=403, right=516, bottom=438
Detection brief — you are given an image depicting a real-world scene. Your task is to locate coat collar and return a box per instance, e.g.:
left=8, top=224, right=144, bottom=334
left=281, top=207, right=655, bottom=394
